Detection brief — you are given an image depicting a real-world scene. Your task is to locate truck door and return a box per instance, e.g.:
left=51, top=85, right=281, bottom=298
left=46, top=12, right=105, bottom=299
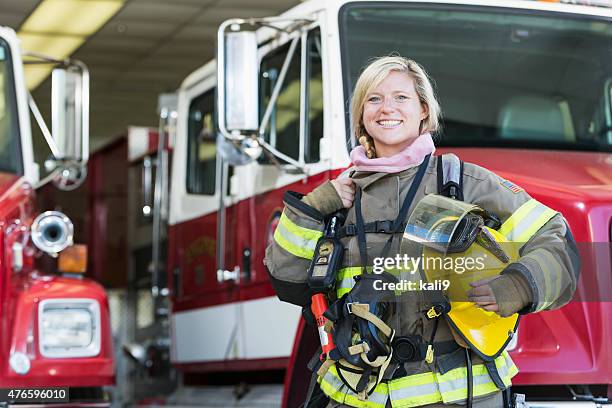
left=225, top=26, right=325, bottom=361
left=170, top=83, right=246, bottom=364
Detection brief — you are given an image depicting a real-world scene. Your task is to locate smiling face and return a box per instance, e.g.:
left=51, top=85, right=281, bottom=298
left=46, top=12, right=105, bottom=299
left=362, top=71, right=428, bottom=157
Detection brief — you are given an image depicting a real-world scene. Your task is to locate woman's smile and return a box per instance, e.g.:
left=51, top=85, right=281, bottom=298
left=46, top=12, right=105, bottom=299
left=376, top=119, right=403, bottom=129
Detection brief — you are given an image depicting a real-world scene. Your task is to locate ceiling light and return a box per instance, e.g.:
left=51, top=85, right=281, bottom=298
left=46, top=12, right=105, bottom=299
left=18, top=0, right=125, bottom=90
left=21, top=0, right=124, bottom=36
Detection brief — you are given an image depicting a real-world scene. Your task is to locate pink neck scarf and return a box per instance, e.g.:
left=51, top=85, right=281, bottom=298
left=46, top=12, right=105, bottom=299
left=350, top=133, right=436, bottom=173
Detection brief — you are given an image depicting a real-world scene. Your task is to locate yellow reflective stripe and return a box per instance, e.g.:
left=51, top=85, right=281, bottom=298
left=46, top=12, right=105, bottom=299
left=539, top=250, right=553, bottom=311
left=273, top=212, right=323, bottom=259
left=277, top=212, right=323, bottom=243
left=318, top=370, right=349, bottom=404
left=336, top=267, right=365, bottom=298
left=516, top=206, right=557, bottom=242
left=507, top=360, right=519, bottom=378
left=498, top=200, right=538, bottom=238
left=320, top=352, right=518, bottom=408
left=538, top=250, right=561, bottom=311
left=387, top=352, right=517, bottom=407
left=499, top=199, right=557, bottom=243
left=319, top=364, right=388, bottom=408
left=388, top=372, right=442, bottom=407
left=522, top=249, right=553, bottom=312
left=273, top=228, right=314, bottom=259
left=338, top=267, right=365, bottom=280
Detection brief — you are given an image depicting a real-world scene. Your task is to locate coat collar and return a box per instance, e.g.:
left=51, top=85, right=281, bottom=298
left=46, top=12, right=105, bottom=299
left=350, top=157, right=436, bottom=190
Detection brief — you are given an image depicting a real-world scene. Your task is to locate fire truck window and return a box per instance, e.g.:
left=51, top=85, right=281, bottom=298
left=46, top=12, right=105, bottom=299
left=259, top=40, right=301, bottom=163
left=0, top=40, right=22, bottom=175
left=588, top=80, right=612, bottom=145
left=341, top=6, right=612, bottom=152
left=186, top=90, right=216, bottom=195
left=305, top=28, right=323, bottom=163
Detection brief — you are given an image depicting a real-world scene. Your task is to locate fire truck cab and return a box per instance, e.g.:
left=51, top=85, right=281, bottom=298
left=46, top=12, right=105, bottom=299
left=0, top=26, right=114, bottom=404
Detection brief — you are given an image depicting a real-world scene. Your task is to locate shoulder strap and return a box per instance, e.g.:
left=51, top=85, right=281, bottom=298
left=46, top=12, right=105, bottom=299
left=437, top=153, right=464, bottom=200
left=354, top=154, right=432, bottom=271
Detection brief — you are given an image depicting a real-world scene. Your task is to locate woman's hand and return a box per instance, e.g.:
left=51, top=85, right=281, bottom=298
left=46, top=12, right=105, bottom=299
left=467, top=277, right=500, bottom=313
left=331, top=178, right=355, bottom=209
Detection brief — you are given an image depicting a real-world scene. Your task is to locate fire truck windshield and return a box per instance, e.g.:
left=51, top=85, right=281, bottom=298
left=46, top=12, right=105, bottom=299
left=0, top=38, right=22, bottom=175
left=340, top=4, right=612, bottom=153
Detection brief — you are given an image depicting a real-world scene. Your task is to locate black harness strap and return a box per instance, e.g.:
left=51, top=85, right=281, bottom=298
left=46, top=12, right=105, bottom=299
left=337, top=220, right=402, bottom=239
left=354, top=154, right=431, bottom=273
left=354, top=187, right=369, bottom=274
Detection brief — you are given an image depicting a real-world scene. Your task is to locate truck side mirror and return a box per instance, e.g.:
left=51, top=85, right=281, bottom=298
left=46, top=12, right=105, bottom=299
left=218, top=25, right=259, bottom=138
left=51, top=61, right=89, bottom=164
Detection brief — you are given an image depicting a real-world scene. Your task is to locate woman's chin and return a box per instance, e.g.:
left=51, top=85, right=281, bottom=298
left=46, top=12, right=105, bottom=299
left=373, top=134, right=419, bottom=150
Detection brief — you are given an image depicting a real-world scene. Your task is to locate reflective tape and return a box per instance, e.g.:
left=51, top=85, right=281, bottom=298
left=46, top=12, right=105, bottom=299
left=273, top=212, right=322, bottom=259
left=319, top=352, right=518, bottom=408
left=319, top=364, right=389, bottom=408
left=335, top=267, right=416, bottom=297
left=336, top=267, right=363, bottom=298
left=531, top=249, right=562, bottom=312
left=499, top=199, right=557, bottom=243
left=389, top=352, right=517, bottom=407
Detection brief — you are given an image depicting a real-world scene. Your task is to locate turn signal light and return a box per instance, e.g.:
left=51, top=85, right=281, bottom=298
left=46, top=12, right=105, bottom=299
left=58, top=244, right=87, bottom=274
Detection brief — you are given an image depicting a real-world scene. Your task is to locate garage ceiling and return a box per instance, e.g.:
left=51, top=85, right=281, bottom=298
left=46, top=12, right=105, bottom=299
left=0, top=0, right=301, bottom=152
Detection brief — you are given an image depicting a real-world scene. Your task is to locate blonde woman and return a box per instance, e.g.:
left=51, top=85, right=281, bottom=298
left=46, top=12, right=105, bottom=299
left=265, top=56, right=578, bottom=408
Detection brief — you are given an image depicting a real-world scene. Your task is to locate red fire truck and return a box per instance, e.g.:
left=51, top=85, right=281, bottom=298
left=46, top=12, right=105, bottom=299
left=0, top=26, right=114, bottom=404
left=131, top=0, right=612, bottom=406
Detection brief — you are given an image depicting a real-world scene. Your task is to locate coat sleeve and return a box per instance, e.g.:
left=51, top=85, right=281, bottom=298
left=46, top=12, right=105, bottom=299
left=264, top=191, right=324, bottom=307
left=462, top=164, right=580, bottom=316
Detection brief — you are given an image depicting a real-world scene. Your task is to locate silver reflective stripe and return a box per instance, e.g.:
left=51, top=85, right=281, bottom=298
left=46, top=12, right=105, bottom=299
left=441, top=154, right=461, bottom=187
left=337, top=278, right=356, bottom=291
left=322, top=368, right=388, bottom=406
left=438, top=370, right=495, bottom=395
left=322, top=370, right=345, bottom=391
left=275, top=220, right=317, bottom=252
left=363, top=389, right=388, bottom=406
left=388, top=381, right=438, bottom=401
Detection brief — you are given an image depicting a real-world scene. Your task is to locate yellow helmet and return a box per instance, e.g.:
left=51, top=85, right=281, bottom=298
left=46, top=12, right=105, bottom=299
left=402, top=195, right=519, bottom=360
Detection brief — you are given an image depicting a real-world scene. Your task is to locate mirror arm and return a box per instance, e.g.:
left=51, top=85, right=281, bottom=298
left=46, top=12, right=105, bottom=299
left=259, top=35, right=300, bottom=138
left=258, top=137, right=306, bottom=173
left=28, top=93, right=61, bottom=159
left=33, top=167, right=59, bottom=189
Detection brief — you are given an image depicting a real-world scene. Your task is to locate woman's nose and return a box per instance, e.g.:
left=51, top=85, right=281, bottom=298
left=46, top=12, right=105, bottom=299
left=381, top=97, right=396, bottom=112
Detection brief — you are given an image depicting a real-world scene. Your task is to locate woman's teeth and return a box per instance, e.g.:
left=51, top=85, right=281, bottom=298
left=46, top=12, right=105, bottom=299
left=377, top=120, right=402, bottom=128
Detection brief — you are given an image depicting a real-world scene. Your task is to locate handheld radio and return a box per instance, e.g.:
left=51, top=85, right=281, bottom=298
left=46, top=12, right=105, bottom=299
left=307, top=210, right=346, bottom=358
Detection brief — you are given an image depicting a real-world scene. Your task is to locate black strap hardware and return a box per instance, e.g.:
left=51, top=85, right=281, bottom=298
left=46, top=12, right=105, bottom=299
left=337, top=220, right=403, bottom=239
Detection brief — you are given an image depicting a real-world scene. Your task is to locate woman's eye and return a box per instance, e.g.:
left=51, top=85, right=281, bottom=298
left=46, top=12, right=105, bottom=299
left=396, top=95, right=408, bottom=101
left=368, top=96, right=381, bottom=103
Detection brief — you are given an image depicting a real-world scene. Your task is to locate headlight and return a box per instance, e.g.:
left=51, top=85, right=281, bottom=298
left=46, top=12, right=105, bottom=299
left=38, top=299, right=101, bottom=358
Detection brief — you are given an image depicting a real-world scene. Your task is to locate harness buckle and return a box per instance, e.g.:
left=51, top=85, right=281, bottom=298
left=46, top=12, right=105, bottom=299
left=344, top=224, right=355, bottom=237
left=376, top=220, right=393, bottom=233
left=425, top=344, right=434, bottom=364
left=346, top=302, right=355, bottom=314
left=427, top=306, right=442, bottom=319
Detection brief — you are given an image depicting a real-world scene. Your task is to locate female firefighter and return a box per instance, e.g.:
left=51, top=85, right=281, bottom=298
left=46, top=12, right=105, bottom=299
left=264, top=56, right=579, bottom=408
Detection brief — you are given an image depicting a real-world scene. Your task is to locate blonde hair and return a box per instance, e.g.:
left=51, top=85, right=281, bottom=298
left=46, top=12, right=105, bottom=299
left=350, top=56, right=441, bottom=158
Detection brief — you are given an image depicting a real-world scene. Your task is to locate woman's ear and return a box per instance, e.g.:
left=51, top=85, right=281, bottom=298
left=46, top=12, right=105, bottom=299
left=420, top=102, right=429, bottom=121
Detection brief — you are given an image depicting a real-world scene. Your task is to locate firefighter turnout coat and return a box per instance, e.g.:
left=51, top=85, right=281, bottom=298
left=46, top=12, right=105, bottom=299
left=264, top=154, right=579, bottom=408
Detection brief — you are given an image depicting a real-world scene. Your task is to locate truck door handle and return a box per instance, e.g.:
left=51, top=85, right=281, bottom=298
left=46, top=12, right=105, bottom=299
left=217, top=266, right=240, bottom=283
